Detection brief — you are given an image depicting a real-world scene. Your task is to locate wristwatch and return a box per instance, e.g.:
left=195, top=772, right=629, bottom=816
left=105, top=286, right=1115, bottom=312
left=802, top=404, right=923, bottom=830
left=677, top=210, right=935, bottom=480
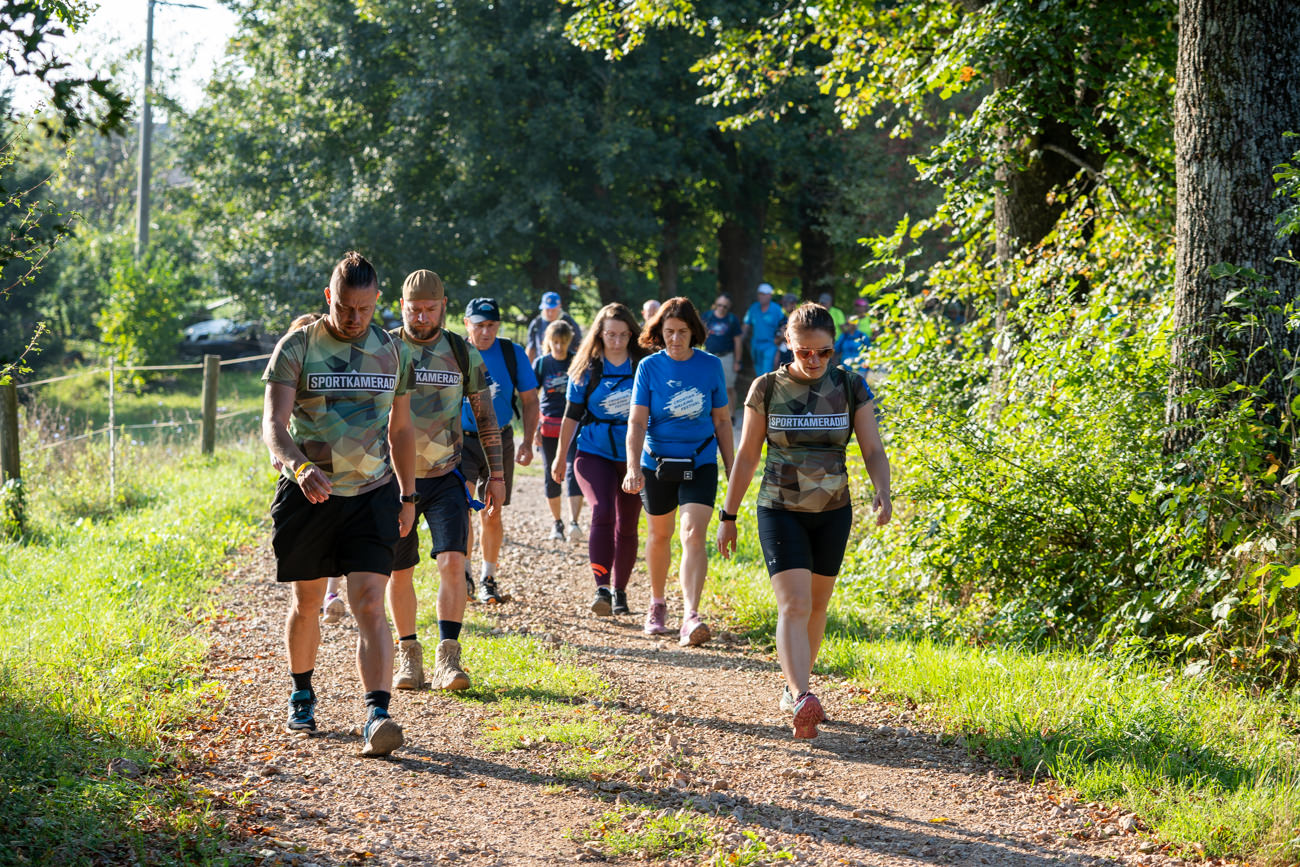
left=718, top=509, right=738, bottom=522
left=400, top=493, right=420, bottom=505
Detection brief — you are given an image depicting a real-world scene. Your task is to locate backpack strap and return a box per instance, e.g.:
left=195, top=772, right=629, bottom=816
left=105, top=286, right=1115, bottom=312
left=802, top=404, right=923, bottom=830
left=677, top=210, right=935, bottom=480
left=499, top=337, right=522, bottom=421
left=581, top=357, right=605, bottom=409
left=836, top=366, right=859, bottom=426
left=445, top=330, right=471, bottom=383
left=762, top=372, right=775, bottom=415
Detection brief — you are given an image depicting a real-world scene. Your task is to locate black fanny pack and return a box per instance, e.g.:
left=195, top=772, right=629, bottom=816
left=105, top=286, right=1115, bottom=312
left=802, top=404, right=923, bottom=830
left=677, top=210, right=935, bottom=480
left=650, top=435, right=715, bottom=483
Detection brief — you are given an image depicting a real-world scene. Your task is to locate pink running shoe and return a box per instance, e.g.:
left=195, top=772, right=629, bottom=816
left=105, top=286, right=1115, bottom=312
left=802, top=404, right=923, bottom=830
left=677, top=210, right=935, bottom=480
left=644, top=601, right=671, bottom=635
left=792, top=692, right=826, bottom=739
left=679, top=613, right=711, bottom=647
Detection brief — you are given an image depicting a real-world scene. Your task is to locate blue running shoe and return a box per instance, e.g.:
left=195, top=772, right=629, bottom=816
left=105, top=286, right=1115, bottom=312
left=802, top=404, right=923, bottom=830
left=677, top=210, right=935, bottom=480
left=286, top=689, right=316, bottom=733
left=361, top=709, right=404, bottom=757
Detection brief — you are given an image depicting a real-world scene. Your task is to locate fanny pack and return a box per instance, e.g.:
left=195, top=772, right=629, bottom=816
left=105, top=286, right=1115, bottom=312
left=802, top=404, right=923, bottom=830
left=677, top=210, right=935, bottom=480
left=540, top=415, right=563, bottom=438
left=650, top=436, right=715, bottom=483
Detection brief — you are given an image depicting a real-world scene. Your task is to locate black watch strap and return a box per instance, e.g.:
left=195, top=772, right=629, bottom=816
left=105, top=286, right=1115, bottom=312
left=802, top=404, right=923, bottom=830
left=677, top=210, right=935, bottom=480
left=718, top=509, right=738, bottom=522
left=400, top=493, right=419, bottom=504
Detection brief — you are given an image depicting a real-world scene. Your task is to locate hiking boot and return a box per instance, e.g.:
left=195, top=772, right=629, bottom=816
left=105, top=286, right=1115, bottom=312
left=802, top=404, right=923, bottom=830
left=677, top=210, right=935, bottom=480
left=286, top=689, right=316, bottom=734
left=394, top=638, right=424, bottom=690
left=550, top=519, right=566, bottom=541
left=361, top=709, right=404, bottom=757
left=465, top=568, right=476, bottom=600
left=679, top=613, right=711, bottom=647
left=478, top=576, right=502, bottom=605
left=432, top=638, right=471, bottom=690
left=779, top=684, right=797, bottom=713
left=612, top=588, right=630, bottom=616
left=321, top=593, right=346, bottom=624
left=792, top=692, right=826, bottom=740
left=569, top=520, right=583, bottom=541
left=590, top=586, right=613, bottom=617
left=644, top=601, right=671, bottom=636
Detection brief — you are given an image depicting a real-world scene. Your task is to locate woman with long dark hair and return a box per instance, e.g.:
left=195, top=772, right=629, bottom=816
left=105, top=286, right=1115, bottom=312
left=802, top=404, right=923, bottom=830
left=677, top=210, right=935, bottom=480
left=552, top=303, right=648, bottom=615
left=624, top=297, right=735, bottom=645
left=718, top=302, right=892, bottom=739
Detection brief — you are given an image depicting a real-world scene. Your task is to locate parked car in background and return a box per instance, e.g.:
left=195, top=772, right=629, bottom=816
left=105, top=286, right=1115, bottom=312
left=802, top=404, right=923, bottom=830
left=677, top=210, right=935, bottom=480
left=179, top=318, right=269, bottom=367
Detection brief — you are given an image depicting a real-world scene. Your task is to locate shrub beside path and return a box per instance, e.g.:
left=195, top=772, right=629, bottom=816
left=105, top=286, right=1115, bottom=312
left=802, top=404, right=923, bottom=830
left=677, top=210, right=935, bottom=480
left=194, top=481, right=1214, bottom=867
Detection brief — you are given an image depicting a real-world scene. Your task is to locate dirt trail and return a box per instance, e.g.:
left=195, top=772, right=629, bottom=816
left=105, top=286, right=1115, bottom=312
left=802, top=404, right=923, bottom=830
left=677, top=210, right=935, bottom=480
left=195, top=478, right=1189, bottom=867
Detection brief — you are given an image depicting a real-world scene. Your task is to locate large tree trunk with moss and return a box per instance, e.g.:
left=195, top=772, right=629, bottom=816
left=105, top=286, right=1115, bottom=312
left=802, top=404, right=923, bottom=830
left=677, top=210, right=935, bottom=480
left=1164, top=0, right=1300, bottom=453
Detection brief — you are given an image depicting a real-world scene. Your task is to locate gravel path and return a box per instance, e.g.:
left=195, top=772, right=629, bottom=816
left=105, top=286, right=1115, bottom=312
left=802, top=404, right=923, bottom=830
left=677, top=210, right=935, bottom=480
left=193, top=477, right=1215, bottom=867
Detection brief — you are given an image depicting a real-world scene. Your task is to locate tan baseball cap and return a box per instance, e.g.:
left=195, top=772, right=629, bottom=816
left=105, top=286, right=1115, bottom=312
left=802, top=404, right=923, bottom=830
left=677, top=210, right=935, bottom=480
left=402, top=270, right=445, bottom=302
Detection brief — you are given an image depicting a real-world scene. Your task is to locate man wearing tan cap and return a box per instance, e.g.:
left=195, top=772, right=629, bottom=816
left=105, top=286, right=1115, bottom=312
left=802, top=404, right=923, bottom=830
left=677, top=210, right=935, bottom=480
left=387, top=270, right=505, bottom=691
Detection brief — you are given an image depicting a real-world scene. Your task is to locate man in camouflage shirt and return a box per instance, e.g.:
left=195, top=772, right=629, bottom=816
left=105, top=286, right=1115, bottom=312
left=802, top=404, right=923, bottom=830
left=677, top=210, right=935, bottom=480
left=388, top=270, right=504, bottom=691
left=262, top=251, right=416, bottom=757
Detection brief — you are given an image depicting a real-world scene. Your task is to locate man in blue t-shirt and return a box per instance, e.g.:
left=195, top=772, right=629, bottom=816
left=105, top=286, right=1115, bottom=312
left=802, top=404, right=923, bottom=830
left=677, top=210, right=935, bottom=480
left=834, top=315, right=871, bottom=369
left=460, top=297, right=539, bottom=604
left=703, top=294, right=743, bottom=414
left=743, top=283, right=785, bottom=376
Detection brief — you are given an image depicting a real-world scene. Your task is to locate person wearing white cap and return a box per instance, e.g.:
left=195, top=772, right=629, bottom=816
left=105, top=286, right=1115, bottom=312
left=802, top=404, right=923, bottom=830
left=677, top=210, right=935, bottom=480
left=744, top=283, right=785, bottom=376
left=526, top=291, right=583, bottom=363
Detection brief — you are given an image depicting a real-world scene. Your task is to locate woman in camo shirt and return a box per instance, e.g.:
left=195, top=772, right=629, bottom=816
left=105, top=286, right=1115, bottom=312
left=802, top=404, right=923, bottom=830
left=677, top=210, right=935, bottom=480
left=717, top=303, right=892, bottom=739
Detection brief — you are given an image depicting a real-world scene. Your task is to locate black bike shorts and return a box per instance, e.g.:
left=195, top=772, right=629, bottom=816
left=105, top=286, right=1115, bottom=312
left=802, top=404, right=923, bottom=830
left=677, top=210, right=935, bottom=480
left=756, top=504, right=853, bottom=577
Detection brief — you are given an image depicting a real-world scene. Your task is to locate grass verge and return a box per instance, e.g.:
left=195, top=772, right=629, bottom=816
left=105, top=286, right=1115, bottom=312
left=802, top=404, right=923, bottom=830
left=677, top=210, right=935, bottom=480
left=704, top=482, right=1300, bottom=864
left=574, top=806, right=794, bottom=865
left=0, top=439, right=268, bottom=864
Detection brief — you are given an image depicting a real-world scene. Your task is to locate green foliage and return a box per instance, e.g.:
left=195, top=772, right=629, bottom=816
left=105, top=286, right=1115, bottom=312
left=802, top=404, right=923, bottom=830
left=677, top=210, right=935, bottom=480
left=97, top=239, right=198, bottom=368
left=0, top=440, right=266, bottom=862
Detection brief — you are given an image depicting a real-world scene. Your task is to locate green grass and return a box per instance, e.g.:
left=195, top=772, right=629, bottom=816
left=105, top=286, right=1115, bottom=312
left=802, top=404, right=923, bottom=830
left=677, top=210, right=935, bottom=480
left=703, top=473, right=1300, bottom=865
left=575, top=807, right=795, bottom=865
left=0, top=437, right=269, bottom=864
left=23, top=367, right=265, bottom=444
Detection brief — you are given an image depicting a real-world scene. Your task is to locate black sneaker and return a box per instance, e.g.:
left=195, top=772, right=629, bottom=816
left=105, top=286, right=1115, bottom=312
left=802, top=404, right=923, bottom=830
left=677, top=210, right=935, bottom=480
left=478, top=575, right=502, bottom=604
left=465, top=568, right=476, bottom=600
left=612, top=588, right=630, bottom=615
left=286, top=689, right=316, bottom=733
left=590, top=586, right=613, bottom=616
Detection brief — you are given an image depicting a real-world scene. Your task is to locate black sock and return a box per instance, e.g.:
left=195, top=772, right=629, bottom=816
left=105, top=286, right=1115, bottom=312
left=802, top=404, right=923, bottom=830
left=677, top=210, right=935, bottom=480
left=438, top=620, right=462, bottom=642
left=399, top=633, right=417, bottom=642
left=364, top=690, right=391, bottom=714
left=291, top=669, right=313, bottom=694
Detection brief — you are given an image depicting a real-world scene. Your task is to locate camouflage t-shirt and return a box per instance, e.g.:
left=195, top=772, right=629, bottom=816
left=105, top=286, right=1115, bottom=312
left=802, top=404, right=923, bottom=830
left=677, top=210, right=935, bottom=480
left=744, top=365, right=874, bottom=512
left=392, top=327, right=489, bottom=478
left=263, top=319, right=412, bottom=496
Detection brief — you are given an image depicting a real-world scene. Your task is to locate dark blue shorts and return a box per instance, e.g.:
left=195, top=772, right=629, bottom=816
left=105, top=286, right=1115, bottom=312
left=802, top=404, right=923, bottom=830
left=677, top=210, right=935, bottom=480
left=392, top=472, right=472, bottom=570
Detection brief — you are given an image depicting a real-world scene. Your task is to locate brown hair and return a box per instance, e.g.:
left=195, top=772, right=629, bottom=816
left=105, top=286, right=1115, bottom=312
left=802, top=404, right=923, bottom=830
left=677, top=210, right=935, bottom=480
left=329, top=250, right=378, bottom=292
left=639, top=296, right=706, bottom=350
left=786, top=302, right=836, bottom=340
left=569, top=303, right=646, bottom=382
left=287, top=312, right=323, bottom=332
left=543, top=319, right=574, bottom=354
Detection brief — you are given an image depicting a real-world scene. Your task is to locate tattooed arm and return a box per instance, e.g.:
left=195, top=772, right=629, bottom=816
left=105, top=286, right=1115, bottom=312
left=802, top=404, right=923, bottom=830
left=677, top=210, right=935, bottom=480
left=468, top=386, right=506, bottom=514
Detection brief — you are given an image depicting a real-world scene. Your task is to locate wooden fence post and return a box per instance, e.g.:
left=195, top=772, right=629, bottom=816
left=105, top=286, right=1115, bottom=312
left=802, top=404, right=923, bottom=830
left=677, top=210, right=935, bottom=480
left=0, top=379, right=22, bottom=533
left=200, top=354, right=219, bottom=455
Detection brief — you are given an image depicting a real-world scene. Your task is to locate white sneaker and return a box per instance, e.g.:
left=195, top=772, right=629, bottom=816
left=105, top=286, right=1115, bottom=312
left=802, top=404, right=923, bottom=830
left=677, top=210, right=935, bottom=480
left=322, top=593, right=346, bottom=624
left=550, top=519, right=565, bottom=541
left=568, top=520, right=583, bottom=541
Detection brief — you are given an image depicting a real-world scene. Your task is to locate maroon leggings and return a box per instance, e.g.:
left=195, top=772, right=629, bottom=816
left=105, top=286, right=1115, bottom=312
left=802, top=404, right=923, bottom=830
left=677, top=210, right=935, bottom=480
left=574, top=451, right=642, bottom=589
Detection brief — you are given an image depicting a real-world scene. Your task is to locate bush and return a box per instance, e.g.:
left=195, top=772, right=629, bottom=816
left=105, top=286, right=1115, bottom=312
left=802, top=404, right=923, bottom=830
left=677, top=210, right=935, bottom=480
left=96, top=239, right=197, bottom=368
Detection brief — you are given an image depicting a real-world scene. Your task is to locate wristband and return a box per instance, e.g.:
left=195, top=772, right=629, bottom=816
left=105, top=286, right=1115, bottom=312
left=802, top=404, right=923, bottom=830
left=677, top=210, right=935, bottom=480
left=489, top=476, right=505, bottom=482
left=400, top=493, right=419, bottom=504
left=294, top=461, right=316, bottom=482
left=718, top=509, right=738, bottom=522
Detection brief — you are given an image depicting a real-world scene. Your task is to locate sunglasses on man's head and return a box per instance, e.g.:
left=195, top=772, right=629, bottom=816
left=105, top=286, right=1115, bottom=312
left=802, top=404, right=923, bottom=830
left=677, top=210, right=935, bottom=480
left=794, top=347, right=834, bottom=361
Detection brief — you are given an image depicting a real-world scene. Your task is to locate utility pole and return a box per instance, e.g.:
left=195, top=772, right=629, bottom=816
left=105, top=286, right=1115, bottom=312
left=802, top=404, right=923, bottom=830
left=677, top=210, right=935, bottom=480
left=134, top=0, right=155, bottom=261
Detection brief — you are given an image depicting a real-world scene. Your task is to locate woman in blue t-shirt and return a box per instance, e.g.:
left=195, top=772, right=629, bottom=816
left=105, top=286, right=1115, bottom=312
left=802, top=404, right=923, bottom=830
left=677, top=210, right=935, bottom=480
left=533, top=320, right=584, bottom=542
left=624, top=297, right=735, bottom=646
left=552, top=303, right=647, bottom=617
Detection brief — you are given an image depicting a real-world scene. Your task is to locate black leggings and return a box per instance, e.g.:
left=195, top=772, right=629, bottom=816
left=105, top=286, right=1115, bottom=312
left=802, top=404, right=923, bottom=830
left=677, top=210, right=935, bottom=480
left=540, top=435, right=581, bottom=499
left=756, top=504, right=853, bottom=577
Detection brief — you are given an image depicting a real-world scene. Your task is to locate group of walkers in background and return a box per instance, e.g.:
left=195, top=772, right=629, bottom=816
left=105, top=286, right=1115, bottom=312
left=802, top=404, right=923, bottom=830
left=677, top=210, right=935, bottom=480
left=260, top=251, right=891, bottom=758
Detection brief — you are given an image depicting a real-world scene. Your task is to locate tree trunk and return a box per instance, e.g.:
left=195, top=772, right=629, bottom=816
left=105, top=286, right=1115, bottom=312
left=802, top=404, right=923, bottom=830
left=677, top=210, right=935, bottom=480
left=523, top=242, right=563, bottom=303
left=1165, top=0, right=1300, bottom=452
left=595, top=243, right=621, bottom=307
left=657, top=196, right=681, bottom=299
left=799, top=221, right=835, bottom=303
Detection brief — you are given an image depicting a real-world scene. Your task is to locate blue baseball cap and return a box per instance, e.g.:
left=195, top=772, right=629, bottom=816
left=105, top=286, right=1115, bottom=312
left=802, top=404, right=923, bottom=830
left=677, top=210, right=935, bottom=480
left=539, top=291, right=561, bottom=310
left=465, top=297, right=500, bottom=323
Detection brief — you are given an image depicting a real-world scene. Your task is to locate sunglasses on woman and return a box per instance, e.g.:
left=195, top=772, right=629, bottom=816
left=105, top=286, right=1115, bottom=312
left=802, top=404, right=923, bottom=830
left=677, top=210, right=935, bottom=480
left=794, top=347, right=834, bottom=361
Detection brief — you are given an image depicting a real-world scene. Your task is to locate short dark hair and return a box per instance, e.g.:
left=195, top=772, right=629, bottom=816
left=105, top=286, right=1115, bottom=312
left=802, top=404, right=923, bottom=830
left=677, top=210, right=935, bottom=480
left=330, top=251, right=378, bottom=292
left=640, top=296, right=707, bottom=350
left=786, top=302, right=836, bottom=339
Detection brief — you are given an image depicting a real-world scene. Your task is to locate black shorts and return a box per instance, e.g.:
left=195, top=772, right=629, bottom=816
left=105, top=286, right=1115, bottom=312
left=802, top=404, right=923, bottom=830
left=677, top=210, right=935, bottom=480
left=540, top=434, right=581, bottom=499
left=392, top=472, right=472, bottom=571
left=639, top=462, right=719, bottom=516
left=461, top=427, right=515, bottom=506
left=756, top=504, right=853, bottom=577
left=270, top=476, right=401, bottom=582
